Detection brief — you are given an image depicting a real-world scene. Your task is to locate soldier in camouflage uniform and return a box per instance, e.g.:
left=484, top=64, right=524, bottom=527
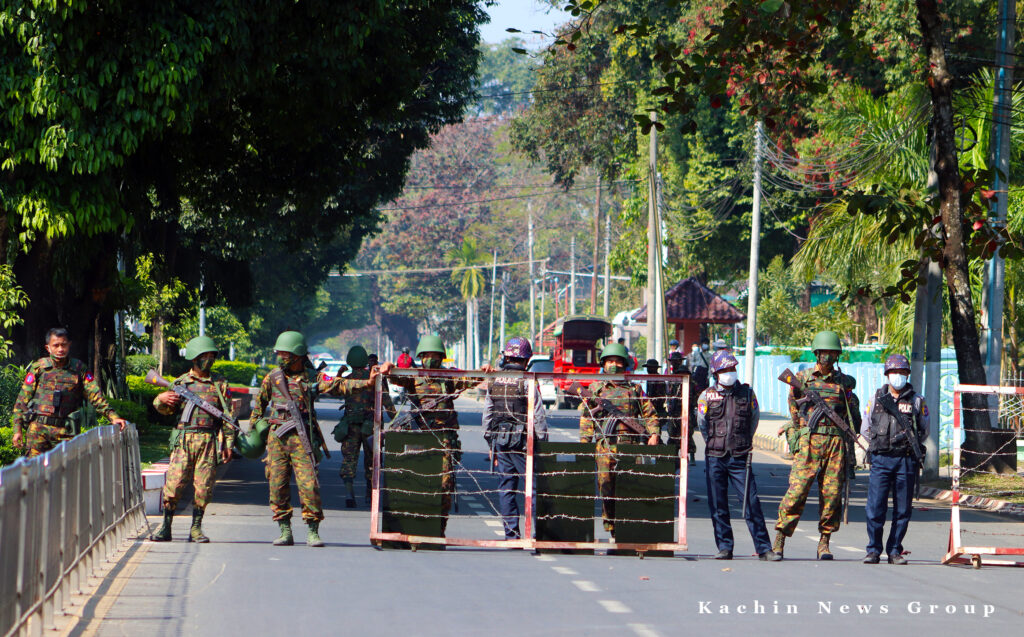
left=252, top=331, right=389, bottom=547
left=11, top=328, right=126, bottom=457
left=334, top=345, right=396, bottom=508
left=388, top=335, right=478, bottom=535
left=148, top=336, right=235, bottom=543
left=774, top=331, right=861, bottom=560
left=579, top=343, right=661, bottom=537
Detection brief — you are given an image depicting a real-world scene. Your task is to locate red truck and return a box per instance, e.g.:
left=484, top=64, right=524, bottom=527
left=537, top=315, right=612, bottom=409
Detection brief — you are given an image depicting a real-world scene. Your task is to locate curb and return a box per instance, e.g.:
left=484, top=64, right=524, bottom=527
left=752, top=431, right=791, bottom=457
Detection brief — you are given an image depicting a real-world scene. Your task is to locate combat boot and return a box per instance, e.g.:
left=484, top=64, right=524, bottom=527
left=772, top=531, right=786, bottom=558
left=307, top=521, right=325, bottom=547
left=817, top=533, right=833, bottom=561
left=149, top=509, right=174, bottom=542
left=365, top=482, right=372, bottom=504
left=344, top=479, right=356, bottom=508
left=189, top=508, right=209, bottom=543
left=273, top=520, right=294, bottom=546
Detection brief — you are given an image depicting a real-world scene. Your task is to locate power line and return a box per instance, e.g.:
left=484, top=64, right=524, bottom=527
left=378, top=183, right=599, bottom=211
left=331, top=258, right=548, bottom=277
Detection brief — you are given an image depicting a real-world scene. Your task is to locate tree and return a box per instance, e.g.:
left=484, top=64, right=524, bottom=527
left=0, top=265, right=28, bottom=362
left=1, top=1, right=487, bottom=367
left=449, top=237, right=488, bottom=368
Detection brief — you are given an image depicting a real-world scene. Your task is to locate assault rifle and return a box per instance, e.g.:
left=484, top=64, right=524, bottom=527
left=564, top=382, right=648, bottom=439
left=877, top=393, right=925, bottom=499
left=145, top=369, right=240, bottom=432
left=269, top=370, right=327, bottom=489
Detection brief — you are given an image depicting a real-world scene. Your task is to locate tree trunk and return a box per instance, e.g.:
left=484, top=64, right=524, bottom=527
left=917, top=0, right=1012, bottom=473
left=153, top=317, right=166, bottom=375
left=465, top=297, right=472, bottom=368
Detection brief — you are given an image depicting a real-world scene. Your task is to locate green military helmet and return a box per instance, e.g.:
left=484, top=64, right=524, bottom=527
left=184, top=335, right=218, bottom=361
left=599, top=342, right=630, bottom=362
left=273, top=331, right=308, bottom=356
left=415, top=334, right=446, bottom=358
left=236, top=418, right=271, bottom=459
left=347, top=345, right=369, bottom=368
left=810, top=330, right=843, bottom=353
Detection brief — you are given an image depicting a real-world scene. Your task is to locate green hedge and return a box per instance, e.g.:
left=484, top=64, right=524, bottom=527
left=127, top=374, right=165, bottom=404
left=102, top=398, right=151, bottom=428
left=125, top=354, right=158, bottom=376
left=0, top=364, right=26, bottom=430
left=0, top=427, right=18, bottom=466
left=211, top=360, right=260, bottom=385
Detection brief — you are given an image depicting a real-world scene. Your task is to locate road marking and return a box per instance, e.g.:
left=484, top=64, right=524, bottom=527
left=835, top=545, right=861, bottom=553
left=599, top=600, right=632, bottom=614
left=484, top=520, right=503, bottom=527
left=552, top=566, right=578, bottom=575
left=494, top=530, right=505, bottom=536
left=629, top=624, right=661, bottom=637
left=534, top=554, right=556, bottom=562
left=468, top=502, right=485, bottom=509
left=572, top=580, right=600, bottom=592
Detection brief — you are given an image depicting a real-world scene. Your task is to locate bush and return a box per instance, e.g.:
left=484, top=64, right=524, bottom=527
left=102, top=398, right=151, bottom=430
left=212, top=360, right=260, bottom=385
left=127, top=374, right=164, bottom=405
left=125, top=354, right=158, bottom=376
left=0, top=426, right=19, bottom=466
left=0, top=364, right=26, bottom=429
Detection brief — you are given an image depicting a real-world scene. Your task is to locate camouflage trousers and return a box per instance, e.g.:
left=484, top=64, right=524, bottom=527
left=596, top=441, right=618, bottom=533
left=775, top=432, right=847, bottom=536
left=23, top=420, right=72, bottom=457
left=163, top=431, right=218, bottom=511
left=438, top=439, right=456, bottom=535
left=339, top=425, right=372, bottom=482
left=265, top=430, right=323, bottom=522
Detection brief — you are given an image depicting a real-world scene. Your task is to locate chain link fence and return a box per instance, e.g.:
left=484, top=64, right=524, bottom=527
left=0, top=424, right=147, bottom=637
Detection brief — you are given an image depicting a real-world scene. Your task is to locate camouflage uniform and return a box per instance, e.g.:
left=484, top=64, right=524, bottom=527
left=11, top=357, right=119, bottom=457
left=776, top=366, right=861, bottom=537
left=154, top=371, right=234, bottom=511
left=338, top=367, right=396, bottom=482
left=390, top=373, right=477, bottom=533
left=578, top=380, right=660, bottom=533
left=252, top=367, right=373, bottom=522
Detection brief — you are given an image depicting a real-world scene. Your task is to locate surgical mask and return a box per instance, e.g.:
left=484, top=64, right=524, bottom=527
left=276, top=354, right=291, bottom=369
left=701, top=344, right=709, bottom=351
left=717, top=372, right=738, bottom=387
left=888, top=373, right=908, bottom=391
left=196, top=357, right=215, bottom=373
left=423, top=357, right=442, bottom=369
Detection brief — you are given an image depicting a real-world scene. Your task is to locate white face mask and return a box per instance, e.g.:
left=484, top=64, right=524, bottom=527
left=717, top=372, right=738, bottom=387
left=888, top=373, right=908, bottom=391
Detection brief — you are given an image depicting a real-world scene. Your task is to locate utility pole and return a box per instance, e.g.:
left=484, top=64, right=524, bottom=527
left=603, top=205, right=611, bottom=317
left=645, top=111, right=665, bottom=363
left=198, top=277, right=206, bottom=337
left=591, top=175, right=601, bottom=314
left=569, top=237, right=576, bottom=315
left=539, top=265, right=547, bottom=346
left=743, top=121, right=764, bottom=388
left=488, top=250, right=498, bottom=363
left=528, top=207, right=536, bottom=343
left=984, top=0, right=1016, bottom=386
left=500, top=271, right=508, bottom=347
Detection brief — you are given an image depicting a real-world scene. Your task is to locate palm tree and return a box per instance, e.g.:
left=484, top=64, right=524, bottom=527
left=448, top=237, right=488, bottom=368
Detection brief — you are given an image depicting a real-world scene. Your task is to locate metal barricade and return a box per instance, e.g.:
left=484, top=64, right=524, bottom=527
left=369, top=369, right=690, bottom=555
left=0, top=424, right=147, bottom=637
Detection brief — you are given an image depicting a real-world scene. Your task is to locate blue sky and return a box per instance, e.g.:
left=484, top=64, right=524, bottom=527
left=479, top=0, right=572, bottom=46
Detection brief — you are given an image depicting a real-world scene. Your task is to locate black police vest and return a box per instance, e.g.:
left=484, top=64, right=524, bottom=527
left=490, top=376, right=528, bottom=426
left=868, top=386, right=922, bottom=455
left=703, top=384, right=754, bottom=457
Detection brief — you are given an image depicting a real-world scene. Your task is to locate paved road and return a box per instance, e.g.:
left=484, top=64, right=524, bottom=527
left=71, top=397, right=1024, bottom=636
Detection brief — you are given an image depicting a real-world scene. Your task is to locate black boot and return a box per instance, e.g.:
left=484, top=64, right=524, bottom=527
left=149, top=509, right=174, bottom=542
left=344, top=479, right=356, bottom=508
left=189, top=507, right=210, bottom=543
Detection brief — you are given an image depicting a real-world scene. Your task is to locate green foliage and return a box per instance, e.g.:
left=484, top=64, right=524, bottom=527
left=100, top=399, right=149, bottom=429
left=211, top=360, right=259, bottom=386
left=756, top=256, right=857, bottom=346
left=127, top=374, right=163, bottom=405
left=0, top=427, right=18, bottom=467
left=0, top=364, right=26, bottom=430
left=473, top=39, right=539, bottom=115
left=449, top=237, right=488, bottom=300
left=0, top=265, right=29, bottom=361
left=125, top=354, right=159, bottom=376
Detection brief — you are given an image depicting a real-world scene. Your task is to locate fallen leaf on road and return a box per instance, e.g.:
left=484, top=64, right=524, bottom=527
left=640, top=576, right=650, bottom=581
left=721, top=568, right=731, bottom=572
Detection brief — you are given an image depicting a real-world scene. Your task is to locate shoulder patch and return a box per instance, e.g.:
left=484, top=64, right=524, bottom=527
left=85, top=373, right=94, bottom=382
left=24, top=372, right=35, bottom=385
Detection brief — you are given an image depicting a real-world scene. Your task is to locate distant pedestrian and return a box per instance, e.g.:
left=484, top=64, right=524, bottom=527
left=396, top=347, right=414, bottom=369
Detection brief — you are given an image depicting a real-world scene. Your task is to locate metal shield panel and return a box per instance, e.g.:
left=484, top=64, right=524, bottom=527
left=381, top=431, right=445, bottom=548
left=534, top=441, right=596, bottom=553
left=610, top=444, right=676, bottom=553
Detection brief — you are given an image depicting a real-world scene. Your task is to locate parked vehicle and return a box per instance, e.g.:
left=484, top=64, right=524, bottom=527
left=526, top=356, right=557, bottom=407
left=537, top=315, right=612, bottom=409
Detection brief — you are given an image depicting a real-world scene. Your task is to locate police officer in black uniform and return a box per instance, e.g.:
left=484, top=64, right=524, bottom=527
left=863, top=354, right=928, bottom=565
left=482, top=337, right=548, bottom=540
left=696, top=350, right=780, bottom=561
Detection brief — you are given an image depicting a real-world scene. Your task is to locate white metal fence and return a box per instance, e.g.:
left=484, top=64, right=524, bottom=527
left=0, top=424, right=147, bottom=637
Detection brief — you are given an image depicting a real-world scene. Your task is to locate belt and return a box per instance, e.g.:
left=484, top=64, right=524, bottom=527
left=31, top=414, right=68, bottom=427
left=176, top=425, right=216, bottom=432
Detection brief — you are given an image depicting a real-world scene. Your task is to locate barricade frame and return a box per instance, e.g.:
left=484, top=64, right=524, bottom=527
left=369, top=368, right=690, bottom=554
left=943, top=384, right=1024, bottom=568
